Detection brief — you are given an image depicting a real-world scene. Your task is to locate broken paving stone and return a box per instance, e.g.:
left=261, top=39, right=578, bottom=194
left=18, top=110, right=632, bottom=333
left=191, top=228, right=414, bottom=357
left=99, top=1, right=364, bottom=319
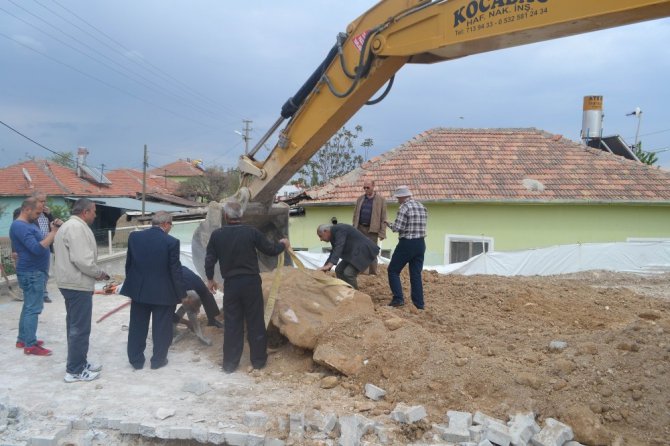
left=181, top=379, right=211, bottom=396
left=155, top=408, right=175, bottom=420
left=365, top=383, right=387, bottom=401
left=549, top=340, right=568, bottom=352
left=320, top=376, right=339, bottom=389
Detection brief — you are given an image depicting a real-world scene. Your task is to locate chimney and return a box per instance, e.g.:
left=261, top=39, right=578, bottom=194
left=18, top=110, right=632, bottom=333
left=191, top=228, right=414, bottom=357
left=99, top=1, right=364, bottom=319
left=76, top=147, right=89, bottom=177
left=581, top=95, right=604, bottom=143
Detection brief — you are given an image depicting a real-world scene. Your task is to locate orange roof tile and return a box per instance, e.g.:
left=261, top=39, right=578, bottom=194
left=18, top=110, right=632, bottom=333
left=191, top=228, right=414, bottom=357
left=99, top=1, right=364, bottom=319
left=0, top=160, right=180, bottom=198
left=149, top=159, right=205, bottom=177
left=304, top=128, right=670, bottom=204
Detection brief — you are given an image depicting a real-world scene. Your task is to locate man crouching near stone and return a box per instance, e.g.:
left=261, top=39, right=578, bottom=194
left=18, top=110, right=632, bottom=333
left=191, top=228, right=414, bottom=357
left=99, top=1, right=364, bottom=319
left=205, top=201, right=289, bottom=374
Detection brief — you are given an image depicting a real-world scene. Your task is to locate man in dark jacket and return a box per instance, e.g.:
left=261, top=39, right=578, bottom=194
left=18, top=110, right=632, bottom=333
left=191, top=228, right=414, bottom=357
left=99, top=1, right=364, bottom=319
left=205, top=201, right=289, bottom=374
left=121, top=211, right=186, bottom=370
left=317, top=223, right=380, bottom=290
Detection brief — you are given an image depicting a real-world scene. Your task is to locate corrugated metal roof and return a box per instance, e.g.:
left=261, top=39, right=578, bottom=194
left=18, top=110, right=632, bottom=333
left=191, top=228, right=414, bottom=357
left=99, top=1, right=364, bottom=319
left=68, top=196, right=186, bottom=213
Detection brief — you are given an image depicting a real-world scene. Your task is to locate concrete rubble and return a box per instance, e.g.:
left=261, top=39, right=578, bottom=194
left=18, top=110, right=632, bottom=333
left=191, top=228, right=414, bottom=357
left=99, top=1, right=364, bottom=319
left=0, top=397, right=595, bottom=446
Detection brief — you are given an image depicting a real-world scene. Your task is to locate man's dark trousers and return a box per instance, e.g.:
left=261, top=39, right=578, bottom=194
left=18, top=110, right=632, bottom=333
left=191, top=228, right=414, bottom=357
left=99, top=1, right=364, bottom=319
left=388, top=238, right=426, bottom=308
left=60, top=289, right=92, bottom=374
left=128, top=301, right=176, bottom=369
left=222, top=274, right=267, bottom=371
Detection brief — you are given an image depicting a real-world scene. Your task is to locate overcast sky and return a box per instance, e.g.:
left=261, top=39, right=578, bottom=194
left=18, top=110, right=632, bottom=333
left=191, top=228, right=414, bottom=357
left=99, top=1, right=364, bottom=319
left=1, top=1, right=669, bottom=174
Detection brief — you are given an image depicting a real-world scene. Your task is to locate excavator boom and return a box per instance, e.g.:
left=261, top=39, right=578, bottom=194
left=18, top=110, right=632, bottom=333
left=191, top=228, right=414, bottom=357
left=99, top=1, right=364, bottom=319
left=193, top=0, right=670, bottom=276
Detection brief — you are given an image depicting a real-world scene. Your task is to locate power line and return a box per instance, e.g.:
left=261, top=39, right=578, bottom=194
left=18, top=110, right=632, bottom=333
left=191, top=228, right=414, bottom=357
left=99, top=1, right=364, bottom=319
left=0, top=31, right=222, bottom=131
left=1, top=2, right=222, bottom=120
left=47, top=0, right=244, bottom=120
left=0, top=119, right=71, bottom=163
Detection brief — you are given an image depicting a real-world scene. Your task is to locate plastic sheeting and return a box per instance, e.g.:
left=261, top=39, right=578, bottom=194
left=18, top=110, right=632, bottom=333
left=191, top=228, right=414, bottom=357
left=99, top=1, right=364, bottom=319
left=292, top=242, right=670, bottom=277
left=185, top=241, right=670, bottom=277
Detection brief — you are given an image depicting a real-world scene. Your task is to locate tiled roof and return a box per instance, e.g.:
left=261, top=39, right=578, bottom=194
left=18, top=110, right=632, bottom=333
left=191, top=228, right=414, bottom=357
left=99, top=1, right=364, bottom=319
left=305, top=128, right=670, bottom=204
left=149, top=159, right=205, bottom=177
left=0, top=160, right=180, bottom=197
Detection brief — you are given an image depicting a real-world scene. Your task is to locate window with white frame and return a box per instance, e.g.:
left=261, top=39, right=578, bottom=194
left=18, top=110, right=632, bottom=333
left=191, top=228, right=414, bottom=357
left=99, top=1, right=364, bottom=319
left=445, top=234, right=494, bottom=264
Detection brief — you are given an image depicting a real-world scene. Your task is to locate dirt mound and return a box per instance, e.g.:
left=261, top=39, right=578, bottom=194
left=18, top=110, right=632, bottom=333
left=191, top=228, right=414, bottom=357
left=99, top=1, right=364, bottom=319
left=223, top=267, right=670, bottom=445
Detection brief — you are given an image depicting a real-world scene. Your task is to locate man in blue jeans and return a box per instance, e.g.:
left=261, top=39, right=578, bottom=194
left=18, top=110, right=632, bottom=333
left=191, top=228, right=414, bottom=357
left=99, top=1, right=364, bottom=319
left=385, top=186, right=428, bottom=310
left=54, top=198, right=109, bottom=382
left=10, top=197, right=59, bottom=356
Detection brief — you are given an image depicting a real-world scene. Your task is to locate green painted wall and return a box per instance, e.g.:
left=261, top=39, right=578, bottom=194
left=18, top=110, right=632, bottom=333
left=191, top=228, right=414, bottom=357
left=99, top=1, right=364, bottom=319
left=0, top=197, right=69, bottom=237
left=288, top=202, right=670, bottom=265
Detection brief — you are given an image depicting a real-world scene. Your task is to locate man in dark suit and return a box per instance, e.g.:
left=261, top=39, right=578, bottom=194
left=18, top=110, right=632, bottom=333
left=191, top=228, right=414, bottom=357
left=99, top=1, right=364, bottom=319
left=317, top=223, right=380, bottom=290
left=175, top=265, right=223, bottom=328
left=120, top=211, right=186, bottom=370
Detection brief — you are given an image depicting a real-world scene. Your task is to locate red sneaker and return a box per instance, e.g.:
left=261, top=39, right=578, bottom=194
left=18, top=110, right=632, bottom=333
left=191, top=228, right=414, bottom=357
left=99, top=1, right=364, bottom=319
left=24, top=345, right=52, bottom=356
left=16, top=340, right=44, bottom=348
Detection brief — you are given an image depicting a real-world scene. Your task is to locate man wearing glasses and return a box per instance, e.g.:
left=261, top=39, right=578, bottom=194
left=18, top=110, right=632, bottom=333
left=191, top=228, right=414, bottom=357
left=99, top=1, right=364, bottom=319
left=352, top=180, right=387, bottom=275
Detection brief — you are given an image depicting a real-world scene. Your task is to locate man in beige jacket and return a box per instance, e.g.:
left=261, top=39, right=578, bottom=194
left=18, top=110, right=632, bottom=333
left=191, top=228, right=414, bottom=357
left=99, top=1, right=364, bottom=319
left=352, top=179, right=387, bottom=275
left=54, top=198, right=109, bottom=383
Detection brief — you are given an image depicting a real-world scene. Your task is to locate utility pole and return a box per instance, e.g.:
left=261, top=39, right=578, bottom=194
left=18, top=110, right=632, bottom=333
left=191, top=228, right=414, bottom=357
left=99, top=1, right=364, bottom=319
left=142, top=144, right=147, bottom=216
left=237, top=120, right=253, bottom=154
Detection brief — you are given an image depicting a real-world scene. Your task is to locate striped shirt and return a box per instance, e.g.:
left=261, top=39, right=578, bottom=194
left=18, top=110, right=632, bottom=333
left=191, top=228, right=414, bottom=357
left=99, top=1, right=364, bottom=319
left=389, top=198, right=427, bottom=239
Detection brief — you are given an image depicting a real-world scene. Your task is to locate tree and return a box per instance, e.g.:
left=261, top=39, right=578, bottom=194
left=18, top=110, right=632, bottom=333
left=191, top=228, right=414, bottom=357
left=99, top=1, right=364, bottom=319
left=176, top=166, right=240, bottom=203
left=632, top=142, right=658, bottom=166
left=46, top=199, right=70, bottom=220
left=49, top=152, right=76, bottom=169
left=297, top=125, right=371, bottom=187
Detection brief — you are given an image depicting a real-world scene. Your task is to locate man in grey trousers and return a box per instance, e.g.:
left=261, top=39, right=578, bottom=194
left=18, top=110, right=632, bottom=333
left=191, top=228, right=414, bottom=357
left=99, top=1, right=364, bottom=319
left=54, top=198, right=109, bottom=383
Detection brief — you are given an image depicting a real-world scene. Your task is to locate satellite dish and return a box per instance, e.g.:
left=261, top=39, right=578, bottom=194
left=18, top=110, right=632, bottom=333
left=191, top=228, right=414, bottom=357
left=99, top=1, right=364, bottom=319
left=22, top=167, right=33, bottom=184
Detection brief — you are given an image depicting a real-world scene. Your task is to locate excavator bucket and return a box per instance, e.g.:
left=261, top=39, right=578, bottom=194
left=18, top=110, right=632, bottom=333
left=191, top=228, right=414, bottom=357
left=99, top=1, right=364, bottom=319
left=191, top=199, right=291, bottom=282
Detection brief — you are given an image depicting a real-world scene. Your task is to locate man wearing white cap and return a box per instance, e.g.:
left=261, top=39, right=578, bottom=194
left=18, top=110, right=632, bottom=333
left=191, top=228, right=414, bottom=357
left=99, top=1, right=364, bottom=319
left=385, top=186, right=427, bottom=309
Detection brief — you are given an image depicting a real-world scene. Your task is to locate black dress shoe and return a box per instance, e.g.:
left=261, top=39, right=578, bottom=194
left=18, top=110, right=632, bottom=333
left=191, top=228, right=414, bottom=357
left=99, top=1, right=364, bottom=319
left=388, top=300, right=405, bottom=307
left=131, top=362, right=144, bottom=370
left=207, top=319, right=224, bottom=328
left=222, top=363, right=238, bottom=374
left=44, top=296, right=53, bottom=303
left=150, top=359, right=168, bottom=370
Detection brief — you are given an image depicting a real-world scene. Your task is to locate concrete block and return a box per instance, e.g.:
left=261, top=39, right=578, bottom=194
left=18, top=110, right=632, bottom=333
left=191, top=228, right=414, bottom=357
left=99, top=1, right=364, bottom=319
left=447, top=410, right=473, bottom=429
left=119, top=422, right=140, bottom=435
left=244, top=411, right=269, bottom=429
left=364, top=383, right=387, bottom=401
left=339, top=414, right=375, bottom=446
left=374, top=424, right=392, bottom=444
left=549, top=341, right=568, bottom=352
left=469, top=425, right=484, bottom=443
left=508, top=412, right=540, bottom=446
left=473, top=411, right=507, bottom=427
left=531, top=418, right=574, bottom=446
left=483, top=422, right=512, bottom=446
left=390, top=403, right=427, bottom=424
left=155, top=426, right=171, bottom=439
left=247, top=433, right=265, bottom=446
left=29, top=424, right=71, bottom=446
left=289, top=412, right=305, bottom=438
left=90, top=417, right=109, bottom=429
left=72, top=418, right=89, bottom=430
left=264, top=438, right=286, bottom=446
left=169, top=427, right=192, bottom=440
left=138, top=423, right=156, bottom=438
left=107, top=418, right=122, bottom=430
left=224, top=430, right=250, bottom=446
left=434, top=423, right=470, bottom=443
left=307, top=410, right=338, bottom=434
left=191, top=426, right=209, bottom=443
left=208, top=430, right=226, bottom=445
left=478, top=440, right=494, bottom=446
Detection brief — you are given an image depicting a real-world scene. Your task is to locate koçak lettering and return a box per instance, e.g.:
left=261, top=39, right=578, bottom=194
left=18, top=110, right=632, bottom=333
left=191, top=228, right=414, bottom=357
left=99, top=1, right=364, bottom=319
left=453, top=0, right=549, bottom=28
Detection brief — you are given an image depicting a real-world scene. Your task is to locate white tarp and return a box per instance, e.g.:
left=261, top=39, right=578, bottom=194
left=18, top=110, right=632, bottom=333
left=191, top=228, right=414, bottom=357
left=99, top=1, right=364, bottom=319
left=293, top=241, right=670, bottom=277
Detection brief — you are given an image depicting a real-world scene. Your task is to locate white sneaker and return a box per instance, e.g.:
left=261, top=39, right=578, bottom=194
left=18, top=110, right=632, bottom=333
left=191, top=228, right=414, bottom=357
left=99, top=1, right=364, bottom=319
left=64, top=369, right=100, bottom=383
left=85, top=362, right=102, bottom=372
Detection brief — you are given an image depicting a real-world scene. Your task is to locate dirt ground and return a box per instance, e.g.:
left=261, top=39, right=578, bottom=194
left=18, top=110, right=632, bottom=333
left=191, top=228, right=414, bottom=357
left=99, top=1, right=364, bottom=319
left=249, top=267, right=670, bottom=445
left=1, top=268, right=669, bottom=445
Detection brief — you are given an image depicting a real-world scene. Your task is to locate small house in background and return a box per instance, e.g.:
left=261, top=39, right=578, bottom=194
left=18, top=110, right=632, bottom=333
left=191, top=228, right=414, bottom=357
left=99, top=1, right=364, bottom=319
left=149, top=159, right=206, bottom=183
left=0, top=149, right=201, bottom=242
left=288, top=128, right=670, bottom=265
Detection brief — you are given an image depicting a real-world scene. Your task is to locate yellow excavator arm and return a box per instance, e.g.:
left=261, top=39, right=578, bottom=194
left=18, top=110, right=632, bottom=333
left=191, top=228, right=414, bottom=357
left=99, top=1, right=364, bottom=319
left=193, top=0, right=670, bottom=276
left=238, top=0, right=670, bottom=205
